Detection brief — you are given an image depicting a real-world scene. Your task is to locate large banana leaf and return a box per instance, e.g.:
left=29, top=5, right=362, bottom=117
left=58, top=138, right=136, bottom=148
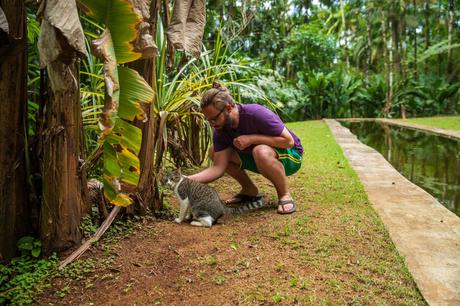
left=78, top=0, right=156, bottom=64
left=78, top=0, right=154, bottom=206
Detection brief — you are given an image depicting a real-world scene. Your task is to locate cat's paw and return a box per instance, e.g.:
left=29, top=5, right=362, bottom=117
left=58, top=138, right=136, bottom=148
left=174, top=218, right=182, bottom=224
left=190, top=221, right=205, bottom=227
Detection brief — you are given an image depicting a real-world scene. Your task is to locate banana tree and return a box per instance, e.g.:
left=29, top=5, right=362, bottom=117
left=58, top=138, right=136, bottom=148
left=37, top=0, right=89, bottom=251
left=0, top=0, right=29, bottom=260
left=78, top=0, right=156, bottom=207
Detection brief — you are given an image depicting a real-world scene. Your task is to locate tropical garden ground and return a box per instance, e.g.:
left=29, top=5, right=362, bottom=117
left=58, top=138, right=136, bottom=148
left=31, top=121, right=428, bottom=305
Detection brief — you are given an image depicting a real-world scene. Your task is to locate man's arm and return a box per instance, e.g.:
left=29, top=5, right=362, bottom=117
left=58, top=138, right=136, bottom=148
left=187, top=148, right=231, bottom=183
left=233, top=127, right=294, bottom=151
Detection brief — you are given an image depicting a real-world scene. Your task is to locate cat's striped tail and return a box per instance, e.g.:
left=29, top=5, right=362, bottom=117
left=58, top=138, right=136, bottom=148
left=225, top=198, right=265, bottom=214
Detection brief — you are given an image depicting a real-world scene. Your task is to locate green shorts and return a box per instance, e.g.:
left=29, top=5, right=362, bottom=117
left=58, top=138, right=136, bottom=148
left=237, top=147, right=302, bottom=176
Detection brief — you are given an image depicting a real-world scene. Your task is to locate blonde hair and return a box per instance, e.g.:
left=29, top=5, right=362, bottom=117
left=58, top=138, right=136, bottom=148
left=200, top=82, right=235, bottom=110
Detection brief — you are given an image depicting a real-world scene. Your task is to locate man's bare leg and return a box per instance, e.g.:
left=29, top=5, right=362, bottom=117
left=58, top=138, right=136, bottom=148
left=209, top=147, right=258, bottom=199
left=252, top=145, right=294, bottom=212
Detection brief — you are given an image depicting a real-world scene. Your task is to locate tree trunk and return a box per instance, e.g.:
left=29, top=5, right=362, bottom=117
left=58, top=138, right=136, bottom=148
left=131, top=0, right=162, bottom=213
left=392, top=1, right=406, bottom=118
left=398, top=0, right=405, bottom=76
left=0, top=0, right=29, bottom=261
left=424, top=0, right=430, bottom=74
left=447, top=0, right=454, bottom=76
left=228, top=0, right=233, bottom=34
left=340, top=0, right=349, bottom=68
left=446, top=0, right=455, bottom=111
left=40, top=58, right=87, bottom=251
left=303, top=0, right=311, bottom=23
left=382, top=10, right=393, bottom=117
left=365, top=5, right=373, bottom=80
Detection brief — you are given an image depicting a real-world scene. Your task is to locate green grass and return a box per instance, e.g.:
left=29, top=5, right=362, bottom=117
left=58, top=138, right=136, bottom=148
left=398, top=115, right=460, bottom=130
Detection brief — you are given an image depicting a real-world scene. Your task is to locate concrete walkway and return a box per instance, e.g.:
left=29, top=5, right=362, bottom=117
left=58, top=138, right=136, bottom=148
left=325, top=119, right=460, bottom=306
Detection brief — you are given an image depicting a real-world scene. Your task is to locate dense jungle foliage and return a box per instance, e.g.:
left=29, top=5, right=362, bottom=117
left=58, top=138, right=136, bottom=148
left=26, top=0, right=460, bottom=144
left=205, top=0, right=460, bottom=120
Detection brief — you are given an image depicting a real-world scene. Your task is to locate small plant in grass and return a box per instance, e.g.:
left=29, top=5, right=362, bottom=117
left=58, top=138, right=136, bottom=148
left=271, top=292, right=285, bottom=304
left=295, top=215, right=310, bottom=227
left=236, top=260, right=250, bottom=270
left=299, top=278, right=311, bottom=290
left=202, top=255, right=217, bottom=267
left=289, top=275, right=299, bottom=287
left=230, top=242, right=238, bottom=250
left=212, top=275, right=226, bottom=285
left=289, top=275, right=311, bottom=290
left=238, top=287, right=269, bottom=304
left=196, top=271, right=206, bottom=280
left=275, top=261, right=285, bottom=272
left=276, top=223, right=292, bottom=238
left=326, top=279, right=342, bottom=294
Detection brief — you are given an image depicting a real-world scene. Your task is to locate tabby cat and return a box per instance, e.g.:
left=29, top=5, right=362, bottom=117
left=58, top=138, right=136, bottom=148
left=162, top=170, right=264, bottom=227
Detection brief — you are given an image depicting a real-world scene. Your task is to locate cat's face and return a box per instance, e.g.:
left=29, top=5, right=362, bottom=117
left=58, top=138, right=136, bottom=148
left=162, top=170, right=182, bottom=188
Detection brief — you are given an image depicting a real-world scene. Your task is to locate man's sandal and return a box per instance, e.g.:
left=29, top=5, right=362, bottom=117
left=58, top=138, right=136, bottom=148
left=225, top=193, right=262, bottom=205
left=277, top=199, right=296, bottom=214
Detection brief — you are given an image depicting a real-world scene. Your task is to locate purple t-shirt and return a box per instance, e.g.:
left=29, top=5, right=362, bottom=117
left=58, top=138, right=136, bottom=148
left=213, top=104, right=303, bottom=155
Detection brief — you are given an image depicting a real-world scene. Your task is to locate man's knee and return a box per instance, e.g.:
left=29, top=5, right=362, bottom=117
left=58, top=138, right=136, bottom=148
left=252, top=145, right=277, bottom=164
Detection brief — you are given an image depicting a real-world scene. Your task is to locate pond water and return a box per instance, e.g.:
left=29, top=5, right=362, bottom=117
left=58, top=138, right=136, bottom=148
left=341, top=121, right=460, bottom=217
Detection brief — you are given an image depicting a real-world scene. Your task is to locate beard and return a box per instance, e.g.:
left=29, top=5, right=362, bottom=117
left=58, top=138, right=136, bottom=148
left=222, top=112, right=240, bottom=138
left=223, top=112, right=232, bottom=129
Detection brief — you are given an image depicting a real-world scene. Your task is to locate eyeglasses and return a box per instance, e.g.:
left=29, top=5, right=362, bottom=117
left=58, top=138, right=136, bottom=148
left=207, top=107, right=225, bottom=125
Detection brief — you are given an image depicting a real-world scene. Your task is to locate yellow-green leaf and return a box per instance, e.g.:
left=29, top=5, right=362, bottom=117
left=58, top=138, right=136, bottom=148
left=102, top=118, right=142, bottom=206
left=105, top=118, right=142, bottom=154
left=118, top=67, right=154, bottom=121
left=79, top=0, right=144, bottom=63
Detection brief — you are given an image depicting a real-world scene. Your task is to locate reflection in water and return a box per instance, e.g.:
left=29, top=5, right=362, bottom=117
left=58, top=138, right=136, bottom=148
left=341, top=121, right=460, bottom=217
